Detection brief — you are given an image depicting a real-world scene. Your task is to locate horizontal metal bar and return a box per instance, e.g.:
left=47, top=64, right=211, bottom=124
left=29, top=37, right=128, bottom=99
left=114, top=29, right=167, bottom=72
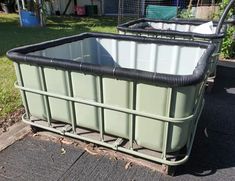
left=22, top=98, right=204, bottom=166
left=23, top=115, right=114, bottom=149
left=15, top=82, right=199, bottom=124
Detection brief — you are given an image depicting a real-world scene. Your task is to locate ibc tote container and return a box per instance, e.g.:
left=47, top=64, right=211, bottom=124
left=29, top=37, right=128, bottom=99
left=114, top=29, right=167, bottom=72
left=117, top=0, right=235, bottom=81
left=7, top=32, right=215, bottom=167
left=118, top=19, right=226, bottom=79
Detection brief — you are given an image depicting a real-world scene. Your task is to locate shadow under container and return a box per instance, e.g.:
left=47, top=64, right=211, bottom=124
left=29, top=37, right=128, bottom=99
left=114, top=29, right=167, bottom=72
left=117, top=18, right=227, bottom=78
left=7, top=33, right=215, bottom=166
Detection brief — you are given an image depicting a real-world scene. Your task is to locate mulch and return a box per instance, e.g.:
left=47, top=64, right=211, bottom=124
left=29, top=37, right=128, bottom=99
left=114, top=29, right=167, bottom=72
left=0, top=107, right=25, bottom=135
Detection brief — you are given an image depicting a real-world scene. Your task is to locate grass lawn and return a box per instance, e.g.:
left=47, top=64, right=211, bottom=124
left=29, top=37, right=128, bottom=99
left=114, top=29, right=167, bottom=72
left=0, top=13, right=117, bottom=118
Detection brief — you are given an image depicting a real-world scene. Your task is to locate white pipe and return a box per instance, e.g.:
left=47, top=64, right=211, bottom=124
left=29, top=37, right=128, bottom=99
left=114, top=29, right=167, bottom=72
left=21, top=0, right=25, bottom=9
left=17, top=0, right=23, bottom=27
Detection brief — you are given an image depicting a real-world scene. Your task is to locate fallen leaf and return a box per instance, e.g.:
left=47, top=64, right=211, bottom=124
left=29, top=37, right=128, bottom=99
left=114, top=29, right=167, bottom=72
left=73, top=143, right=79, bottom=147
left=204, top=128, right=209, bottom=138
left=125, top=162, right=132, bottom=170
left=61, top=148, right=66, bottom=155
left=33, top=133, right=39, bottom=137
left=61, top=139, right=74, bottom=145
left=84, top=146, right=98, bottom=155
left=50, top=154, right=54, bottom=162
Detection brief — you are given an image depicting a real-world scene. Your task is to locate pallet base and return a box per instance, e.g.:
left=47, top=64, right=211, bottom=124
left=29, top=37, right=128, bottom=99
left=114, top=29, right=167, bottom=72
left=31, top=129, right=177, bottom=175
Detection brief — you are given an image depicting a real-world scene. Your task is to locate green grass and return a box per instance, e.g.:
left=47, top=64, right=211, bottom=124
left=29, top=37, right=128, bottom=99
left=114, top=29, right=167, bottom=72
left=0, top=13, right=117, bottom=118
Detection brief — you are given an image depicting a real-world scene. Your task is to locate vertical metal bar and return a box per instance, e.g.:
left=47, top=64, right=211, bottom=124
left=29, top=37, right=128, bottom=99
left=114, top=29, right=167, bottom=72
left=38, top=0, right=44, bottom=27
left=173, top=23, right=176, bottom=31
left=186, top=25, right=190, bottom=32
left=187, top=85, right=204, bottom=150
left=99, top=76, right=104, bottom=141
left=130, top=41, right=137, bottom=69
left=80, top=39, right=84, bottom=62
left=112, top=39, right=118, bottom=64
left=161, top=22, right=164, bottom=30
left=69, top=44, right=73, bottom=59
left=150, top=44, right=157, bottom=72
left=129, top=40, right=137, bottom=149
left=161, top=88, right=172, bottom=160
left=97, top=38, right=101, bottom=64
left=15, top=63, right=30, bottom=119
left=171, top=46, right=180, bottom=75
left=66, top=71, right=76, bottom=133
left=129, top=82, right=136, bottom=149
left=22, top=0, right=26, bottom=9
left=141, top=0, right=145, bottom=17
left=38, top=67, right=51, bottom=126
left=16, top=0, right=23, bottom=27
left=176, top=0, right=179, bottom=9
left=186, top=85, right=199, bottom=150
left=154, top=45, right=158, bottom=72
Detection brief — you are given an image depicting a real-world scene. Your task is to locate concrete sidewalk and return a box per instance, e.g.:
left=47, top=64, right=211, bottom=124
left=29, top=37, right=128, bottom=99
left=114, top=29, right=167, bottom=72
left=0, top=65, right=235, bottom=181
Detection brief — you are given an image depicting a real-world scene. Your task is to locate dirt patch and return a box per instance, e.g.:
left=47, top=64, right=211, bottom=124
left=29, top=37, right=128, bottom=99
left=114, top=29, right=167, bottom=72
left=0, top=107, right=25, bottom=135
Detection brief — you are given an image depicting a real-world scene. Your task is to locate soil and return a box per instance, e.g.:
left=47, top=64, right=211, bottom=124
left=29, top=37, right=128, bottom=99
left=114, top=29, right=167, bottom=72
left=0, top=107, right=25, bottom=135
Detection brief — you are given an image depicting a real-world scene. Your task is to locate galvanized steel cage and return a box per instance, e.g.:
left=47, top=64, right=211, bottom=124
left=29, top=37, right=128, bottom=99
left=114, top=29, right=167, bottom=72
left=7, top=33, right=215, bottom=167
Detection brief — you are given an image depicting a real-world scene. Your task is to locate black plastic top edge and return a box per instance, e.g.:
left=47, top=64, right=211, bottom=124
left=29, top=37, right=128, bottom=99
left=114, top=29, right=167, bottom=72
left=131, top=18, right=225, bottom=26
left=172, top=18, right=233, bottom=25
left=7, top=32, right=216, bottom=87
left=7, top=32, right=211, bottom=55
left=117, top=18, right=226, bottom=39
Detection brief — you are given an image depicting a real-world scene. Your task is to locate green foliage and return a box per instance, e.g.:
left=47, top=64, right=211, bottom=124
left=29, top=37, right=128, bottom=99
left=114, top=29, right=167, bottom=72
left=214, top=0, right=235, bottom=59
left=0, top=56, right=21, bottom=117
left=220, top=26, right=235, bottom=59
left=178, top=9, right=194, bottom=19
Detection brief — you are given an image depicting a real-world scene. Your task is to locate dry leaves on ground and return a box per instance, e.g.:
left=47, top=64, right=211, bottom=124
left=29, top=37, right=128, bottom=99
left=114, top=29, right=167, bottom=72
left=0, top=107, right=24, bottom=135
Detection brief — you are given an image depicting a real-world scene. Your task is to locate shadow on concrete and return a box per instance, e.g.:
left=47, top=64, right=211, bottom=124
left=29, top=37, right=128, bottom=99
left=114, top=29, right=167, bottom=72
left=175, top=65, right=235, bottom=178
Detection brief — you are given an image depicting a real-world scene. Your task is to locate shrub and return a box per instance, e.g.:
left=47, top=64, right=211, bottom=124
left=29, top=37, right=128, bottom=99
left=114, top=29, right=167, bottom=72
left=214, top=0, right=235, bottom=59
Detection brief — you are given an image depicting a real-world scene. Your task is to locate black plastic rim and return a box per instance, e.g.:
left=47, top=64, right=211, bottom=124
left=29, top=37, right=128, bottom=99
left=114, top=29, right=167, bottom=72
left=7, top=32, right=216, bottom=87
left=117, top=18, right=227, bottom=40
